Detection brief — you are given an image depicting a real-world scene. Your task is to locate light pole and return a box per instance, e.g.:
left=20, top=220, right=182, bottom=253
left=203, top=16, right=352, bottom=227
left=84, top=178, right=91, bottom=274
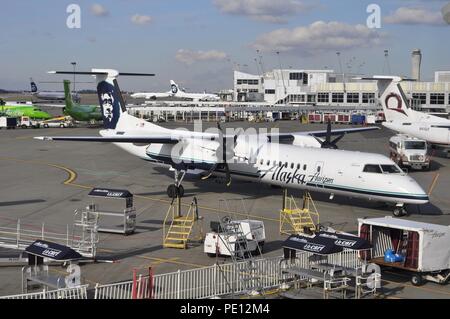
left=71, top=62, right=76, bottom=93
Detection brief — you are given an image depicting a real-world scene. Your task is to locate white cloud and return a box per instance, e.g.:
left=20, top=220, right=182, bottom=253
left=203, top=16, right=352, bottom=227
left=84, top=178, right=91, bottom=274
left=175, top=49, right=227, bottom=65
left=131, top=14, right=152, bottom=25
left=214, top=0, right=311, bottom=24
left=252, top=21, right=383, bottom=55
left=384, top=7, right=445, bottom=25
left=90, top=4, right=109, bottom=17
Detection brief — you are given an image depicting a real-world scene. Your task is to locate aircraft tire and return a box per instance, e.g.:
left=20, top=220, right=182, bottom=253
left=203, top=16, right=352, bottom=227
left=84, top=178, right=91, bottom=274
left=178, top=185, right=184, bottom=198
left=167, top=184, right=178, bottom=198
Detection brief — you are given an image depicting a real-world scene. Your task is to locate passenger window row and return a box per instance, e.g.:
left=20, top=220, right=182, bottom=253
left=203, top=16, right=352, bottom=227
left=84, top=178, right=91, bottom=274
left=258, top=158, right=307, bottom=171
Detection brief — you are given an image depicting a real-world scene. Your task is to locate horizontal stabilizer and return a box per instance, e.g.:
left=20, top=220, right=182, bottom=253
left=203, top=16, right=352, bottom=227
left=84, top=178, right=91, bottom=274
left=34, top=135, right=179, bottom=144
left=48, top=71, right=155, bottom=77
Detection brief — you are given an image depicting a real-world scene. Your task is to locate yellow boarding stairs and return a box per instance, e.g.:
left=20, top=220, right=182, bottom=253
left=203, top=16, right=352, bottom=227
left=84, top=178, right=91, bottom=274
left=163, top=197, right=203, bottom=249
left=280, top=192, right=320, bottom=235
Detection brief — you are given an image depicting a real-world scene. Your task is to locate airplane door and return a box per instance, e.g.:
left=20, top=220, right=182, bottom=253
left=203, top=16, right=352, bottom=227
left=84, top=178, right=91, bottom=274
left=314, top=161, right=325, bottom=188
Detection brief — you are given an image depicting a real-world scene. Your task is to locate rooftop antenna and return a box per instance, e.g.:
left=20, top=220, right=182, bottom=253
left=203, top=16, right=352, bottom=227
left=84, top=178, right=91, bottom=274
left=254, top=58, right=261, bottom=76
left=383, top=49, right=391, bottom=75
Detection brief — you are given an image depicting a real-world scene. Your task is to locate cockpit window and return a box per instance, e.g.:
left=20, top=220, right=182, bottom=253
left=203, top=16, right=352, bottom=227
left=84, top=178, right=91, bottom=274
left=380, top=165, right=401, bottom=174
left=363, top=164, right=382, bottom=173
left=405, top=141, right=426, bottom=150
left=363, top=164, right=402, bottom=174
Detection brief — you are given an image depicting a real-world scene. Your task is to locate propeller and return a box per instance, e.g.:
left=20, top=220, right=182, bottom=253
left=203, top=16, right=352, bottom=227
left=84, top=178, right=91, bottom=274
left=201, top=123, right=237, bottom=186
left=313, top=119, right=345, bottom=149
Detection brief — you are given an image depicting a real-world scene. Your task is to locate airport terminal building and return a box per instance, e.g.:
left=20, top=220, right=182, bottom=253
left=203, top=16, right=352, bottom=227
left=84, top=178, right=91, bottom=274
left=234, top=69, right=450, bottom=114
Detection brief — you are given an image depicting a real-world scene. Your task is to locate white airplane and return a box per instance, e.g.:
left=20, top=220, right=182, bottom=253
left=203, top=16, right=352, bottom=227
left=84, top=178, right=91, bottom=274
left=30, top=78, right=80, bottom=102
left=36, top=69, right=429, bottom=217
left=130, top=87, right=172, bottom=100
left=362, top=76, right=450, bottom=149
left=170, top=80, right=220, bottom=102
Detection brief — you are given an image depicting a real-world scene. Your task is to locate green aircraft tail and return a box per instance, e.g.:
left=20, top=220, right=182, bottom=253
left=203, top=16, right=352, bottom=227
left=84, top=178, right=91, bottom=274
left=63, top=80, right=75, bottom=114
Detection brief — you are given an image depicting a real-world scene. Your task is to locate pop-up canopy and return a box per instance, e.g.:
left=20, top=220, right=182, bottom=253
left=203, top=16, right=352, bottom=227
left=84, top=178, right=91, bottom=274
left=283, top=233, right=344, bottom=255
left=25, top=240, right=83, bottom=261
left=88, top=188, right=133, bottom=199
left=316, top=231, right=372, bottom=251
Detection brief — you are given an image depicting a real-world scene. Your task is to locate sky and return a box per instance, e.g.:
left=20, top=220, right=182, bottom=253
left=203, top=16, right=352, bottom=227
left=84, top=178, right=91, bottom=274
left=0, top=0, right=449, bottom=92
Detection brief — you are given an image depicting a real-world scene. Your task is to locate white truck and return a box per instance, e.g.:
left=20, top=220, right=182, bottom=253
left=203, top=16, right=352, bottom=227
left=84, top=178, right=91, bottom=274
left=19, top=116, right=41, bottom=129
left=204, top=219, right=266, bottom=258
left=388, top=134, right=430, bottom=170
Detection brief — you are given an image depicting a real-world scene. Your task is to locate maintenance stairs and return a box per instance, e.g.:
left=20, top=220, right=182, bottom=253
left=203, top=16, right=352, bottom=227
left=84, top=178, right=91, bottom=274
left=280, top=192, right=320, bottom=235
left=216, top=199, right=265, bottom=297
left=163, top=197, right=202, bottom=249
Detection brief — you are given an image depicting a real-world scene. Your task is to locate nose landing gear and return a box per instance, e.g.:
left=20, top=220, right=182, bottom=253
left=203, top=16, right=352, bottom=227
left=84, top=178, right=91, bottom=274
left=167, top=170, right=186, bottom=199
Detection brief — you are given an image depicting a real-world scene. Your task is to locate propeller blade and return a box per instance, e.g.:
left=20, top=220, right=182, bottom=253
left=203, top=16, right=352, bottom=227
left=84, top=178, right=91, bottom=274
left=325, top=119, right=332, bottom=144
left=331, top=134, right=345, bottom=146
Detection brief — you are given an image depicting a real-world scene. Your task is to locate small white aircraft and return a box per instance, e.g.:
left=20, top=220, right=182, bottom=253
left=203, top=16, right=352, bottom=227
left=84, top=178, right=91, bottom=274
left=36, top=69, right=429, bottom=217
left=170, top=80, right=220, bottom=102
left=361, top=76, right=450, bottom=149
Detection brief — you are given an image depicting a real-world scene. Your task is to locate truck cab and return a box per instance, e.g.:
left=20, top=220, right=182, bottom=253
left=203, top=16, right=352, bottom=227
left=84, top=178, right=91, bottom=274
left=389, top=134, right=430, bottom=170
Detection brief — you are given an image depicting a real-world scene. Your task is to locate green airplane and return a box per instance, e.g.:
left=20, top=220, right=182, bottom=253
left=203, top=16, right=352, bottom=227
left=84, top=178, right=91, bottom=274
left=63, top=80, right=102, bottom=122
left=0, top=101, right=52, bottom=120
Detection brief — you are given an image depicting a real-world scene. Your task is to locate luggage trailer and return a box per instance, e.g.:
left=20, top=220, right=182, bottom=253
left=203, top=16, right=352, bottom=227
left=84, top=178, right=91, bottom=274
left=358, top=217, right=450, bottom=286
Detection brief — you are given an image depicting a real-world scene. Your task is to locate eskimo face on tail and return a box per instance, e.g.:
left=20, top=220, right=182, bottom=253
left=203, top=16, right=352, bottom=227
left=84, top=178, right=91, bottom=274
left=97, top=81, right=121, bottom=129
left=170, top=81, right=178, bottom=94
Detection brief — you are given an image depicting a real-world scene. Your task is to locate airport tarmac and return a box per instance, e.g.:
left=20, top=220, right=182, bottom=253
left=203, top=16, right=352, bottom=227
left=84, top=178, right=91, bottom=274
left=0, top=121, right=449, bottom=298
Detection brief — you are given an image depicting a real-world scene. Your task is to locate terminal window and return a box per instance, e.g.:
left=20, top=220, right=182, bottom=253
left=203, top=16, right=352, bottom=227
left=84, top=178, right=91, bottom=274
left=332, top=93, right=344, bottom=103
left=412, top=93, right=427, bottom=105
left=265, top=89, right=275, bottom=94
left=430, top=93, right=445, bottom=105
left=347, top=93, right=359, bottom=103
left=362, top=93, right=375, bottom=104
left=318, top=93, right=329, bottom=103
left=289, top=72, right=308, bottom=85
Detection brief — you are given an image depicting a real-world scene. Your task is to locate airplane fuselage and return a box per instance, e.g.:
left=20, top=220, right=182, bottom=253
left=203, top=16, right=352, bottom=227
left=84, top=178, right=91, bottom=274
left=383, top=121, right=450, bottom=147
left=103, top=129, right=429, bottom=206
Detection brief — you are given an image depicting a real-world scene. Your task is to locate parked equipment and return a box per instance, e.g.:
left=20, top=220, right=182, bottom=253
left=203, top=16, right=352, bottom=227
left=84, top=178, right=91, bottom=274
left=0, top=117, right=17, bottom=129
left=204, top=219, right=265, bottom=257
left=358, top=217, right=450, bottom=286
left=19, top=116, right=40, bottom=128
left=389, top=134, right=430, bottom=170
left=80, top=188, right=136, bottom=235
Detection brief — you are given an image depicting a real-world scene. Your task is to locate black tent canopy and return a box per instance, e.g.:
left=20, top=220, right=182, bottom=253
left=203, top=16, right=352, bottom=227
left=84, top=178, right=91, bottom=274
left=317, top=231, right=372, bottom=250
left=283, top=234, right=344, bottom=255
left=283, top=232, right=372, bottom=257
left=88, top=188, right=133, bottom=199
left=25, top=240, right=83, bottom=261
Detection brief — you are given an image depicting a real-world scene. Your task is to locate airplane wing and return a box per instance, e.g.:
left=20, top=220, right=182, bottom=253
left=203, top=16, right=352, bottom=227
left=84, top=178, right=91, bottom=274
left=35, top=135, right=180, bottom=144
left=266, top=126, right=380, bottom=142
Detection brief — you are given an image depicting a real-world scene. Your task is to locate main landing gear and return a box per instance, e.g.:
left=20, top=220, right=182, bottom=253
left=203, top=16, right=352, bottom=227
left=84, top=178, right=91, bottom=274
left=393, top=204, right=408, bottom=217
left=167, top=169, right=186, bottom=199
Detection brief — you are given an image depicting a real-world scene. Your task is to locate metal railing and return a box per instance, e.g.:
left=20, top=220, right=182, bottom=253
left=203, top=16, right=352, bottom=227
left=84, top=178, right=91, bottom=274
left=0, top=285, right=88, bottom=299
left=93, top=250, right=364, bottom=299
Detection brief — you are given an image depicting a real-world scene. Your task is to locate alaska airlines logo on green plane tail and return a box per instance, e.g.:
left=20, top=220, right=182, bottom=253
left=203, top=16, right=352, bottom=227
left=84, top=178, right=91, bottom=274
left=260, top=166, right=334, bottom=186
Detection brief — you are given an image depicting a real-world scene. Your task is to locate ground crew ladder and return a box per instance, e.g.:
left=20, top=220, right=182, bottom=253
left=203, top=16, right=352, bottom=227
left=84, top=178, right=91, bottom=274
left=280, top=192, right=319, bottom=235
left=216, top=199, right=265, bottom=296
left=163, top=197, right=198, bottom=249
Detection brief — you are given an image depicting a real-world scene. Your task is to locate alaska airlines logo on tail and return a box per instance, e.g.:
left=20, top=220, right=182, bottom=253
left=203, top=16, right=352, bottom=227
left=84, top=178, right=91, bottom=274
left=171, top=84, right=178, bottom=94
left=101, top=92, right=114, bottom=122
left=31, top=82, right=38, bottom=93
left=385, top=92, right=407, bottom=116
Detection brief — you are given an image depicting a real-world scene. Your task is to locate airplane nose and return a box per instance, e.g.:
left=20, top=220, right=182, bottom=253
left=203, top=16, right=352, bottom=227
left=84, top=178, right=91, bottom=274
left=409, top=178, right=429, bottom=203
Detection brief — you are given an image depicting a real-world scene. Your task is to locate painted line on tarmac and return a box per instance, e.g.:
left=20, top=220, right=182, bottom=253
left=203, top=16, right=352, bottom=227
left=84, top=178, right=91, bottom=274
left=0, top=157, right=280, bottom=223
